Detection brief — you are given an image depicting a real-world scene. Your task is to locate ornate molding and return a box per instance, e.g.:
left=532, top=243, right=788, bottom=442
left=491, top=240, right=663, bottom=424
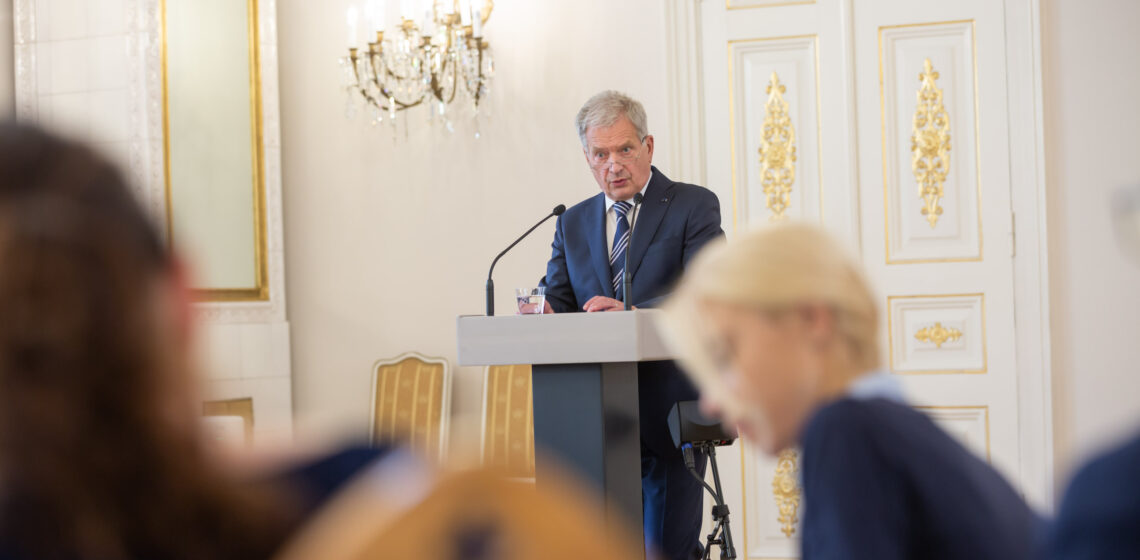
left=166, top=0, right=287, bottom=324
left=759, top=71, right=797, bottom=221
left=15, top=0, right=286, bottom=324
left=13, top=0, right=37, bottom=121
left=915, top=321, right=963, bottom=348
left=910, top=57, right=951, bottom=228
left=131, top=0, right=166, bottom=226
left=663, top=0, right=706, bottom=185
left=772, top=448, right=801, bottom=538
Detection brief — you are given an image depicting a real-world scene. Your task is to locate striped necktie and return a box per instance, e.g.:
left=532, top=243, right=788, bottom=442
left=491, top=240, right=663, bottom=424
left=610, top=200, right=632, bottom=298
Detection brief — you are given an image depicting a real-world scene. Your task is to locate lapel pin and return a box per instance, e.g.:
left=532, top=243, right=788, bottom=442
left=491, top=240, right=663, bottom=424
left=661, top=197, right=668, bottom=203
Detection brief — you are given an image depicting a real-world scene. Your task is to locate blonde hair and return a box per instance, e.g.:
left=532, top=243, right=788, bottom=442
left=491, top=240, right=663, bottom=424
left=662, top=224, right=881, bottom=396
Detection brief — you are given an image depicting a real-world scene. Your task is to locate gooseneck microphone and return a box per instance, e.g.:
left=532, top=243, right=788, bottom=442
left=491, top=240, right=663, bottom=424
left=622, top=192, right=644, bottom=311
left=486, top=204, right=566, bottom=316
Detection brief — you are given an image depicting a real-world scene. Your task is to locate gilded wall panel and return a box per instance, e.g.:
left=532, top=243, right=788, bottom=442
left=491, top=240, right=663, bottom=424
left=887, top=293, right=987, bottom=374
left=879, top=21, right=982, bottom=263
left=740, top=442, right=803, bottom=558
left=728, top=35, right=822, bottom=228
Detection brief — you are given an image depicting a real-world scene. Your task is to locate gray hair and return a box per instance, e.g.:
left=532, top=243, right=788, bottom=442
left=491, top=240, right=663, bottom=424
left=575, top=90, right=649, bottom=148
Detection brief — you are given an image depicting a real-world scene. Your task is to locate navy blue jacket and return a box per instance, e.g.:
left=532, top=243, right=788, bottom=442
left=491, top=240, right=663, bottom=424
left=539, top=167, right=723, bottom=311
left=1049, top=432, right=1140, bottom=560
left=800, top=397, right=1038, bottom=560
left=539, top=167, right=723, bottom=453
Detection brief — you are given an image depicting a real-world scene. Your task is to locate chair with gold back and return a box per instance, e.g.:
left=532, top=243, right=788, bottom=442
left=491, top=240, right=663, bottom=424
left=480, top=364, right=535, bottom=480
left=370, top=352, right=452, bottom=462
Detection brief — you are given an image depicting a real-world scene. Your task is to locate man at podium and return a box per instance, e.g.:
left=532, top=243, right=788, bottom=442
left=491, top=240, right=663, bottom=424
left=537, top=90, right=724, bottom=559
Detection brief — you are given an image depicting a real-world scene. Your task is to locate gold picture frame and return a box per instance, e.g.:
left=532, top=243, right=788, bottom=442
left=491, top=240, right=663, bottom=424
left=161, top=0, right=269, bottom=301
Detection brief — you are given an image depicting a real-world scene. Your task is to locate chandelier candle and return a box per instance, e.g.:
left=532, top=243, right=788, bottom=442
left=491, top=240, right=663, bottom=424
left=340, top=0, right=495, bottom=132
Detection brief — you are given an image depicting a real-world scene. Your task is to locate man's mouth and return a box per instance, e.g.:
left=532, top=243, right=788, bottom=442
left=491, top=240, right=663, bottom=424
left=611, top=178, right=629, bottom=187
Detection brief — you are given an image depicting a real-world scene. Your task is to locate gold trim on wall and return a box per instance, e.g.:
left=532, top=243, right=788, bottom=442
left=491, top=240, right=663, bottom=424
left=727, top=34, right=823, bottom=232
left=914, top=321, right=962, bottom=348
left=887, top=293, right=988, bottom=375
left=738, top=440, right=802, bottom=558
left=878, top=20, right=984, bottom=264
left=759, top=72, right=797, bottom=221
left=772, top=448, right=801, bottom=537
left=161, top=0, right=269, bottom=302
left=160, top=0, right=171, bottom=244
left=739, top=444, right=751, bottom=556
left=911, top=58, right=951, bottom=228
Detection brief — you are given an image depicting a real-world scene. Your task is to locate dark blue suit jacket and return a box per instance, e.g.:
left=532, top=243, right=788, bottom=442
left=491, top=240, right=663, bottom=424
left=800, top=397, right=1038, bottom=560
left=539, top=167, right=724, bottom=454
left=1049, top=432, right=1140, bottom=560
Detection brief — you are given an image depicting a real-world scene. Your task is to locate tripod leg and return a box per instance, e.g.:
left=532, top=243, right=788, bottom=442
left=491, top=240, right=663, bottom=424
left=703, top=445, right=737, bottom=559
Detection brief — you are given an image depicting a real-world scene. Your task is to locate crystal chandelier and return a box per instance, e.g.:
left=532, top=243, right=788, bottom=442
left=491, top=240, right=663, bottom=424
left=340, top=0, right=494, bottom=135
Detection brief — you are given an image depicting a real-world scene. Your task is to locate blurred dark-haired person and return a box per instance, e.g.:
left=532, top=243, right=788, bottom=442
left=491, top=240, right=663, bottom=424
left=1048, top=184, right=1140, bottom=560
left=661, top=224, right=1038, bottom=560
left=0, top=123, right=387, bottom=560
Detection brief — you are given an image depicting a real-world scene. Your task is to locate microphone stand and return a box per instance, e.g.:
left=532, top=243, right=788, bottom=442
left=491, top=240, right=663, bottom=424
left=486, top=205, right=565, bottom=316
left=622, top=193, right=644, bottom=311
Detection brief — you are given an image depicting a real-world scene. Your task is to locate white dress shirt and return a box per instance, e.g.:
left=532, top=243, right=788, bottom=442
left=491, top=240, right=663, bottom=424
left=604, top=171, right=653, bottom=255
left=847, top=370, right=907, bottom=404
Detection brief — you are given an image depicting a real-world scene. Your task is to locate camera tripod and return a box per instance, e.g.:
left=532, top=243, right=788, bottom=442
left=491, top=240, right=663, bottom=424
left=682, top=442, right=737, bottom=560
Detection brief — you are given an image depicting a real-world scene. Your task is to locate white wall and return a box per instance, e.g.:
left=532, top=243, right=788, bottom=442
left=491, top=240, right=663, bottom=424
left=18, top=0, right=132, bottom=169
left=0, top=0, right=13, bottom=117
left=277, top=0, right=677, bottom=461
left=1043, top=0, right=1140, bottom=481
left=12, top=0, right=295, bottom=448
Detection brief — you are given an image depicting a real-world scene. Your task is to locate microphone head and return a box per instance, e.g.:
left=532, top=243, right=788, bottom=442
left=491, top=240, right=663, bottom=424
left=552, top=204, right=567, bottom=216
left=633, top=193, right=644, bottom=204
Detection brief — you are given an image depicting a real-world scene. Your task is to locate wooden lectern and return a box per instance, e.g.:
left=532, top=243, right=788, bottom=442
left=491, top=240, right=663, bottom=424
left=457, top=310, right=673, bottom=544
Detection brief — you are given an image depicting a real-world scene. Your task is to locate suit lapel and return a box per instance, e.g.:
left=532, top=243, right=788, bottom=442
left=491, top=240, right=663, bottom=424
left=626, top=167, right=672, bottom=279
left=584, top=193, right=615, bottom=298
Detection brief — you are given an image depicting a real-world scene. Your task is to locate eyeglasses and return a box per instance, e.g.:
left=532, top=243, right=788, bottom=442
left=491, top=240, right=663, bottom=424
left=588, top=139, right=646, bottom=171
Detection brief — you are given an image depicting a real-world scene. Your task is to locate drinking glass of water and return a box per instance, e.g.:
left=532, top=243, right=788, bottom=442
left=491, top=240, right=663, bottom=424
left=516, top=287, right=547, bottom=315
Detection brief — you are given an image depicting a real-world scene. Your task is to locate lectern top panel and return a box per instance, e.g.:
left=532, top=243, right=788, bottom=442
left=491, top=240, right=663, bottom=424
left=456, top=310, right=674, bottom=366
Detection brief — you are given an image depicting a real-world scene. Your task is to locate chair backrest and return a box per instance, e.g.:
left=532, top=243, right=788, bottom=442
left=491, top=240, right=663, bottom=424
left=481, top=364, right=535, bottom=479
left=370, top=352, right=451, bottom=461
left=273, top=466, right=642, bottom=560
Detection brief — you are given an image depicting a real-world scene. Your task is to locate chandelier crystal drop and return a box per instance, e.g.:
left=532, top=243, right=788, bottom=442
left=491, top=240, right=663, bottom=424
left=339, top=0, right=494, bottom=136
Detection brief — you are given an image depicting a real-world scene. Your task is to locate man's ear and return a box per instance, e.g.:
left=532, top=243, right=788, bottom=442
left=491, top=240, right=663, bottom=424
left=644, top=135, right=654, bottom=161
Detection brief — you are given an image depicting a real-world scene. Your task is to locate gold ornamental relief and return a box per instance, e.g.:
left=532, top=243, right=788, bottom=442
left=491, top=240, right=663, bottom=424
left=911, top=58, right=951, bottom=228
left=915, top=322, right=963, bottom=348
left=772, top=448, right=801, bottom=538
left=758, top=72, right=797, bottom=221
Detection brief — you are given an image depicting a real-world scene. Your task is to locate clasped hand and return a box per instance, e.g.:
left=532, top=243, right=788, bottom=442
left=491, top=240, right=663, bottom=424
left=517, top=296, right=634, bottom=314
left=582, top=296, right=634, bottom=312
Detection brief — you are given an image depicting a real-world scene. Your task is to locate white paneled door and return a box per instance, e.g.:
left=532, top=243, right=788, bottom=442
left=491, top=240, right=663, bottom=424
left=688, top=0, right=1049, bottom=557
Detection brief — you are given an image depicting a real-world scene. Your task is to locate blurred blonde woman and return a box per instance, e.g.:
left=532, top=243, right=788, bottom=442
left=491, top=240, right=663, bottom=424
left=662, top=224, right=1038, bottom=560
